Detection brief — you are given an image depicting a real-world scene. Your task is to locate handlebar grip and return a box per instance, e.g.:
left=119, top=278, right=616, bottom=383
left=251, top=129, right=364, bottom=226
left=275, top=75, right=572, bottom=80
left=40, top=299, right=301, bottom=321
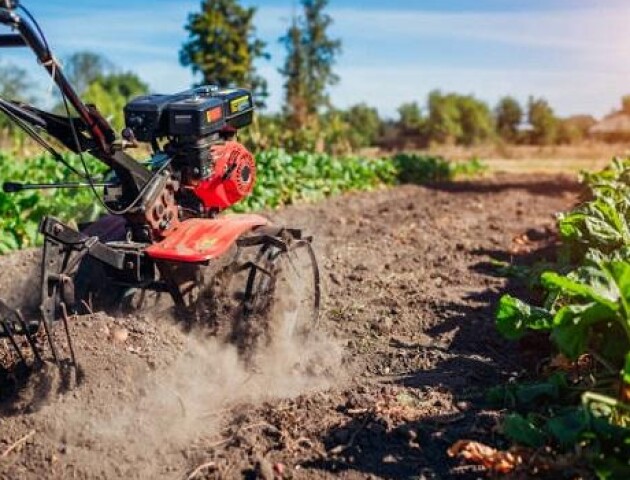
left=3, top=182, right=23, bottom=193
left=0, top=34, right=25, bottom=47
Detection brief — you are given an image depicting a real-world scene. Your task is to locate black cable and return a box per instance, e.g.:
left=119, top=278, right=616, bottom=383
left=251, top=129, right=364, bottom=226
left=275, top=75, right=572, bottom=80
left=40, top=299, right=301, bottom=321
left=18, top=4, right=50, bottom=53
left=58, top=91, right=172, bottom=215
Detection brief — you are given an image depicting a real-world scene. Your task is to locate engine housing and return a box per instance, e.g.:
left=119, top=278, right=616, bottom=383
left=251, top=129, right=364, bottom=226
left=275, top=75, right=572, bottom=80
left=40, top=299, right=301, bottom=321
left=188, top=141, right=256, bottom=211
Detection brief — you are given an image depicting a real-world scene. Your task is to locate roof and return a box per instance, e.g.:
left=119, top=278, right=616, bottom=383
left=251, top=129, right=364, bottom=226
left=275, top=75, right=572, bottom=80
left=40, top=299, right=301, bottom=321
left=590, top=112, right=630, bottom=135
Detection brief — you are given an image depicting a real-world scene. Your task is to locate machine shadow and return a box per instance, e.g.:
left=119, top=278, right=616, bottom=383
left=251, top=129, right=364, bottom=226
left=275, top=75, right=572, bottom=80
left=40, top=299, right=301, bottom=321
left=303, top=235, right=559, bottom=479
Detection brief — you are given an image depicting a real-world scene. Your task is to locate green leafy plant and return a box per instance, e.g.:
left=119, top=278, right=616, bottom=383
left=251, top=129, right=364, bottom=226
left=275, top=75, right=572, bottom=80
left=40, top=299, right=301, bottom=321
left=559, top=158, right=630, bottom=260
left=492, top=158, right=630, bottom=478
left=0, top=150, right=484, bottom=254
left=0, top=152, right=105, bottom=253
left=393, top=153, right=486, bottom=184
left=498, top=262, right=630, bottom=362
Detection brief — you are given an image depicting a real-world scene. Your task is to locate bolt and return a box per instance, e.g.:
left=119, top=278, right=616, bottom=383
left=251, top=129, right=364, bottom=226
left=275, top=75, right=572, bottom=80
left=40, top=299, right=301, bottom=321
left=53, top=224, right=63, bottom=235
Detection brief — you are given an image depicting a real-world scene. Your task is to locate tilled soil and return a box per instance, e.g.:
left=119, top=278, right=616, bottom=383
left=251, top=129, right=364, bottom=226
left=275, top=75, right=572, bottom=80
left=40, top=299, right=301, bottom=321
left=0, top=173, right=579, bottom=479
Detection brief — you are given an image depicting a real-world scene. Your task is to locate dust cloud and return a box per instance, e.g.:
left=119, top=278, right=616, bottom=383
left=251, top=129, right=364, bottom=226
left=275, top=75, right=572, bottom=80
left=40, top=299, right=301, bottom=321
left=91, top=327, right=343, bottom=446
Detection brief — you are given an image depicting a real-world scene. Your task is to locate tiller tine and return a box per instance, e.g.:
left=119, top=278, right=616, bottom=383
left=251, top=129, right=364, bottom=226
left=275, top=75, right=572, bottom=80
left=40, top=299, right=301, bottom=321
left=0, top=218, right=88, bottom=384
left=37, top=222, right=86, bottom=384
left=0, top=301, right=42, bottom=370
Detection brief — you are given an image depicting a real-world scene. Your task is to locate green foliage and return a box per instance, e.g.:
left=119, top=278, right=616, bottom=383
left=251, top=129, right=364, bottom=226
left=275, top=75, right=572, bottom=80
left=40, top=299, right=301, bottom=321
left=528, top=96, right=558, bottom=145
left=233, top=150, right=395, bottom=211
left=559, top=158, right=630, bottom=260
left=63, top=52, right=114, bottom=96
left=340, top=104, right=382, bottom=150
left=0, top=150, right=484, bottom=254
left=397, top=102, right=424, bottom=136
left=0, top=62, right=36, bottom=137
left=495, top=96, right=523, bottom=142
left=83, top=72, right=148, bottom=132
left=0, top=152, right=105, bottom=253
left=493, top=158, right=630, bottom=475
left=457, top=95, right=495, bottom=145
left=496, top=295, right=553, bottom=340
left=487, top=373, right=568, bottom=410
left=496, top=263, right=630, bottom=363
left=51, top=52, right=148, bottom=133
left=425, top=90, right=462, bottom=144
left=502, top=413, right=547, bottom=447
left=63, top=51, right=114, bottom=94
left=396, top=91, right=495, bottom=147
left=180, top=0, right=269, bottom=106
left=494, top=392, right=630, bottom=475
left=393, top=153, right=486, bottom=184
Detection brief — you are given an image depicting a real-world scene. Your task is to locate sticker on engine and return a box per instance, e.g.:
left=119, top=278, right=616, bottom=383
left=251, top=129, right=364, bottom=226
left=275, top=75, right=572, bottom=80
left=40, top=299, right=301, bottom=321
left=230, top=95, right=251, bottom=113
left=206, top=106, right=223, bottom=123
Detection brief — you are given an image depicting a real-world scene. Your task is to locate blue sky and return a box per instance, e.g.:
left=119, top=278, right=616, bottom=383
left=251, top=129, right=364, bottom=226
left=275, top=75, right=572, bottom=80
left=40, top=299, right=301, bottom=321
left=2, top=0, right=629, bottom=119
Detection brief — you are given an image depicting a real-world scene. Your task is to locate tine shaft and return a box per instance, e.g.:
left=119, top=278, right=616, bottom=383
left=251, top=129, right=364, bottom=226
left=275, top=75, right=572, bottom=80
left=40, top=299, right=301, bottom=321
left=15, top=310, right=43, bottom=365
left=39, top=307, right=60, bottom=365
left=1, top=320, right=25, bottom=364
left=60, top=303, right=78, bottom=369
left=305, top=242, right=321, bottom=325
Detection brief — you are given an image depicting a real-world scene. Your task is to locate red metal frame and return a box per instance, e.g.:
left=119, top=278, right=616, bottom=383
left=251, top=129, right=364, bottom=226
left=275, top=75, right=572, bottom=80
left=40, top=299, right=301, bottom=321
left=145, top=214, right=269, bottom=263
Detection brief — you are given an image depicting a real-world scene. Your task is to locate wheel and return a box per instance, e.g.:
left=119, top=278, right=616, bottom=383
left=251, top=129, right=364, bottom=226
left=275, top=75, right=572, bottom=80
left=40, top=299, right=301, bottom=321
left=192, top=230, right=321, bottom=360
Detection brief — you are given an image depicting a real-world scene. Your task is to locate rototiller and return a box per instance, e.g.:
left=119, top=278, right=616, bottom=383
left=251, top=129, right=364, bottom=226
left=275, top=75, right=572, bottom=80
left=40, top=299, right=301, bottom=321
left=0, top=1, right=320, bottom=381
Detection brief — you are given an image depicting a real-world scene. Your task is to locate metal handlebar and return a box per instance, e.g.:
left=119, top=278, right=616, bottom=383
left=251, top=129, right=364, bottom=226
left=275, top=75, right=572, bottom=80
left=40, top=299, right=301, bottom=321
left=0, top=3, right=154, bottom=196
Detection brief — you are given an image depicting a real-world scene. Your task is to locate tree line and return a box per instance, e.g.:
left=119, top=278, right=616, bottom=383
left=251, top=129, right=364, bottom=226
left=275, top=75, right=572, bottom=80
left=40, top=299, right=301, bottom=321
left=0, top=0, right=621, bottom=154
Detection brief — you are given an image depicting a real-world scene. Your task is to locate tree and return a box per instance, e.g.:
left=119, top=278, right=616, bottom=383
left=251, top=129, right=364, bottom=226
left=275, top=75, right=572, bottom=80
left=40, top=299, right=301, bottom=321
left=0, top=63, right=34, bottom=101
left=280, top=22, right=308, bottom=128
left=280, top=0, right=341, bottom=132
left=622, top=96, right=630, bottom=114
left=528, top=96, right=557, bottom=145
left=495, top=96, right=522, bottom=142
left=64, top=51, right=113, bottom=95
left=398, top=102, right=424, bottom=133
left=0, top=63, right=35, bottom=140
left=342, top=103, right=381, bottom=149
left=395, top=102, right=425, bottom=148
left=425, top=90, right=462, bottom=144
left=97, top=72, right=149, bottom=101
left=180, top=0, right=269, bottom=106
left=556, top=115, right=595, bottom=145
left=419, top=91, right=494, bottom=146
left=457, top=95, right=494, bottom=145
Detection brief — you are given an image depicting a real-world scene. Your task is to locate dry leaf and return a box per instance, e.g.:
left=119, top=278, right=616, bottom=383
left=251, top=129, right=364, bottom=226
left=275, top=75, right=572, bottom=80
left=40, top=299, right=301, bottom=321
left=448, top=440, right=521, bottom=474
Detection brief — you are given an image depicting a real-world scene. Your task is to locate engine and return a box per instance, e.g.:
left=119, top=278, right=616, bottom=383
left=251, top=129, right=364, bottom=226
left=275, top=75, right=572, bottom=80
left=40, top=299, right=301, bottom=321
left=189, top=140, right=256, bottom=210
left=122, top=85, right=257, bottom=217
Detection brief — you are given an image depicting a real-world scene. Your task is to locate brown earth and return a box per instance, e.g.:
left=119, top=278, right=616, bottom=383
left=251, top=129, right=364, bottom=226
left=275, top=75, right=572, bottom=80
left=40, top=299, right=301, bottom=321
left=0, top=173, right=580, bottom=479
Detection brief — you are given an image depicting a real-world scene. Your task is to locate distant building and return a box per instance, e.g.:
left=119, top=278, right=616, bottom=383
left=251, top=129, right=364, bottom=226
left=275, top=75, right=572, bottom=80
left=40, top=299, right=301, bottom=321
left=590, top=100, right=630, bottom=142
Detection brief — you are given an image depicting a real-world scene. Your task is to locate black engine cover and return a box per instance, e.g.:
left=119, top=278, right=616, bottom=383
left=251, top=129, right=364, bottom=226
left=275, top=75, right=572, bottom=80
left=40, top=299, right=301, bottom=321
left=124, top=86, right=253, bottom=142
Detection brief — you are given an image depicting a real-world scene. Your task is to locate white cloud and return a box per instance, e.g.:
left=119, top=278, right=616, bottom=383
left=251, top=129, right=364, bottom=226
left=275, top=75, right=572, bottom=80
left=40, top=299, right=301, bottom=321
left=1, top=2, right=628, bottom=118
left=327, top=6, right=630, bottom=52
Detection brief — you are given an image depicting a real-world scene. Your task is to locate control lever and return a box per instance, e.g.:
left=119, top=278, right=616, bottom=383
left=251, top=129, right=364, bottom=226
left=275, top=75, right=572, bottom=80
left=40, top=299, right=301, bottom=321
left=3, top=181, right=114, bottom=193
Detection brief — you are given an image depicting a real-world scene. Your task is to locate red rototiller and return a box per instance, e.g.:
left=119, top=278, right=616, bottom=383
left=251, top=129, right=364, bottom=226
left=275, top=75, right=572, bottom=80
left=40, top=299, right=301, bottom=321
left=0, top=1, right=320, bottom=383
